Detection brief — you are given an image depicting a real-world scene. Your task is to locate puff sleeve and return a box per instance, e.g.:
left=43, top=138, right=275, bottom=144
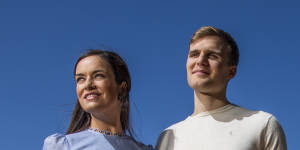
left=43, top=133, right=69, bottom=150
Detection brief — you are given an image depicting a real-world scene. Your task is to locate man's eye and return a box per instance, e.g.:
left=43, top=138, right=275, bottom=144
left=189, top=52, right=199, bottom=57
left=208, top=54, right=219, bottom=59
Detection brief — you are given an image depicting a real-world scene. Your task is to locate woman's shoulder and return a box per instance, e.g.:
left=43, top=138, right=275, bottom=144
left=43, top=130, right=153, bottom=150
left=135, top=141, right=153, bottom=150
left=123, top=137, right=153, bottom=150
left=43, top=133, right=69, bottom=150
left=43, top=130, right=91, bottom=150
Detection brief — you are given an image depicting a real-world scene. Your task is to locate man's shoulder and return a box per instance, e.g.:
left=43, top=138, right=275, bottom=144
left=162, top=105, right=279, bottom=135
left=165, top=105, right=276, bottom=130
left=235, top=105, right=287, bottom=149
left=156, top=118, right=190, bottom=150
left=232, top=105, right=274, bottom=121
left=165, top=117, right=189, bottom=131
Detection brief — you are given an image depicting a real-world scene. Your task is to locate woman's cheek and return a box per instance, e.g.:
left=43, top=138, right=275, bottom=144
left=76, top=85, right=83, bottom=99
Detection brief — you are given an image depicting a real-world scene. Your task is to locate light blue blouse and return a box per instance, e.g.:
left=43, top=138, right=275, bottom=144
left=43, top=129, right=153, bottom=150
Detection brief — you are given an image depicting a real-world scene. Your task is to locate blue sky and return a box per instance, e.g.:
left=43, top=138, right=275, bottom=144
left=0, top=0, right=299, bottom=149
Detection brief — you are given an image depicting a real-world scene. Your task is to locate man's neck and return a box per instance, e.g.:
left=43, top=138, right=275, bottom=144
left=191, top=90, right=229, bottom=116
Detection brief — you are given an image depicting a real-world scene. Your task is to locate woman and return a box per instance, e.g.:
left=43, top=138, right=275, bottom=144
left=43, top=50, right=152, bottom=150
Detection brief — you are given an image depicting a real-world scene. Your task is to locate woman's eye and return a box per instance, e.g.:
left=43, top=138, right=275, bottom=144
left=76, top=77, right=84, bottom=83
left=95, top=74, right=105, bottom=78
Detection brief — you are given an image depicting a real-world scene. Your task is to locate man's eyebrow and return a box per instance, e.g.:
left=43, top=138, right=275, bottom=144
left=188, top=49, right=199, bottom=53
left=208, top=49, right=222, bottom=54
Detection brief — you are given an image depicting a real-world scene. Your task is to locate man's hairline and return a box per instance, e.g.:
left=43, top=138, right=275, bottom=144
left=188, top=35, right=234, bottom=66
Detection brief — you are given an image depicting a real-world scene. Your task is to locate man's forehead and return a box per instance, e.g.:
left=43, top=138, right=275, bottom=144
left=189, top=36, right=227, bottom=52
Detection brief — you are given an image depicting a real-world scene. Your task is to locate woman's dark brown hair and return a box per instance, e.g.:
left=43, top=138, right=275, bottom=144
left=66, top=49, right=133, bottom=137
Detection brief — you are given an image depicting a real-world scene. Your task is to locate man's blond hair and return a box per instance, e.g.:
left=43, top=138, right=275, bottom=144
left=190, top=26, right=239, bottom=66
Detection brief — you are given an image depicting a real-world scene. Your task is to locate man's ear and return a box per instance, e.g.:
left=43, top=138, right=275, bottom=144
left=228, top=66, right=237, bottom=79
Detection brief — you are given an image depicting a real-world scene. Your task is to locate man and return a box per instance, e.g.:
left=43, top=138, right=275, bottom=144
left=156, top=26, right=287, bottom=150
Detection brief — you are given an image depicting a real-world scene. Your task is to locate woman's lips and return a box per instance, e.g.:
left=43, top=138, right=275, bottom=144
left=84, top=92, right=101, bottom=100
left=86, top=94, right=99, bottom=100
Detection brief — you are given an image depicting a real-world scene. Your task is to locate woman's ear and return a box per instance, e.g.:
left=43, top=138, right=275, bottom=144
left=119, top=81, right=127, bottom=94
left=118, top=81, right=127, bottom=102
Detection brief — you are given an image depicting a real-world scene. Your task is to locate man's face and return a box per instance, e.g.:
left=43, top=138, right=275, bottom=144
left=186, top=36, right=236, bottom=94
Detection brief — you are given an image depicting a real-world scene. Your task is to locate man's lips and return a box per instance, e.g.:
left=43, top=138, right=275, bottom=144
left=192, top=69, right=210, bottom=75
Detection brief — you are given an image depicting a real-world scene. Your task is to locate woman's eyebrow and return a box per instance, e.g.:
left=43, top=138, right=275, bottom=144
left=75, top=70, right=105, bottom=76
left=75, top=73, right=84, bottom=77
left=92, top=70, right=105, bottom=74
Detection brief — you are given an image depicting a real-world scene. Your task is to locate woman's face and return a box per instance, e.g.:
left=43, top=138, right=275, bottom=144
left=75, top=55, right=121, bottom=115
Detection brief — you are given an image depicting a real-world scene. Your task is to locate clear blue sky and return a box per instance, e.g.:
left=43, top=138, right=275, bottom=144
left=1, top=0, right=299, bottom=149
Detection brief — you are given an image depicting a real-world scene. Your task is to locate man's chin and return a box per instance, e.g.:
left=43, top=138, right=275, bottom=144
left=189, top=83, right=210, bottom=90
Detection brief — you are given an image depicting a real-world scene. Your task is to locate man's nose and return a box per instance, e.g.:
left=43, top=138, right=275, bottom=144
left=196, top=54, right=208, bottom=66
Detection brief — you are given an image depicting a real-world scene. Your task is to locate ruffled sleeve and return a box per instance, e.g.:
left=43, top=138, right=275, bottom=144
left=43, top=133, right=69, bottom=150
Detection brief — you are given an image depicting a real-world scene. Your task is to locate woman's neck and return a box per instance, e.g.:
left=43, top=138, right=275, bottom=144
left=89, top=113, right=123, bottom=134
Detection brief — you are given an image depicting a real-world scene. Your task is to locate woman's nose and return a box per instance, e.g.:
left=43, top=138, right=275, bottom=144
left=85, top=78, right=96, bottom=90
